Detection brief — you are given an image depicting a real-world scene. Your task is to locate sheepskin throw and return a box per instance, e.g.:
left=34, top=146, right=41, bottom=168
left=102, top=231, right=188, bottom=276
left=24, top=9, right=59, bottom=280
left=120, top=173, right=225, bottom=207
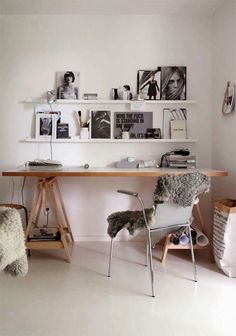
left=107, top=172, right=210, bottom=238
left=107, top=208, right=154, bottom=238
left=153, top=171, right=210, bottom=207
left=0, top=207, right=28, bottom=277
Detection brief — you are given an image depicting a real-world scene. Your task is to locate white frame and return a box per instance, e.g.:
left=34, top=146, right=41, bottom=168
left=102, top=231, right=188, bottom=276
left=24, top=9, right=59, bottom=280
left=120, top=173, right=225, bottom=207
left=90, top=110, right=112, bottom=139
left=56, top=71, right=80, bottom=100
left=35, top=113, right=57, bottom=139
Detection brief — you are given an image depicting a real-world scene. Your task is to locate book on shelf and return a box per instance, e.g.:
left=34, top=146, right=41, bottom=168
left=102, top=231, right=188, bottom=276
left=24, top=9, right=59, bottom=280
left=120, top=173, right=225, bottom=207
left=170, top=120, right=187, bottom=139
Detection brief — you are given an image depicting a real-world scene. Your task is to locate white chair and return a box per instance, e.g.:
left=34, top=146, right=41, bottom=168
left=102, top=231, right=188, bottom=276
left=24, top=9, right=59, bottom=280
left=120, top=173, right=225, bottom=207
left=107, top=190, right=197, bottom=298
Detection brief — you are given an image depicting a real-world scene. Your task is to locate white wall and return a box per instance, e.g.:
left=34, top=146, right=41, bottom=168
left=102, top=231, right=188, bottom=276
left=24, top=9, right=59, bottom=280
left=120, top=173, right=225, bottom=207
left=0, top=15, right=213, bottom=240
left=212, top=3, right=236, bottom=201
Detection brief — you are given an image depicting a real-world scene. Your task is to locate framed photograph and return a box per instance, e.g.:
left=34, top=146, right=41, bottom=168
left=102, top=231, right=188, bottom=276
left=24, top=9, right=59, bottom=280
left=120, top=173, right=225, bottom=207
left=162, top=108, right=187, bottom=139
left=114, top=112, right=153, bottom=139
left=137, top=69, right=161, bottom=100
left=145, top=128, right=161, bottom=139
left=56, top=71, right=80, bottom=100
left=57, top=123, right=70, bottom=139
left=160, top=66, right=186, bottom=100
left=90, top=110, right=112, bottom=139
left=35, top=113, right=57, bottom=139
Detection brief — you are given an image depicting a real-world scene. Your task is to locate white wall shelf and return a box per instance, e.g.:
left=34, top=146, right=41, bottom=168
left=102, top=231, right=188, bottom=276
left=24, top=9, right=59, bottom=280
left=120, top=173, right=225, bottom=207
left=21, top=138, right=197, bottom=144
left=22, top=99, right=196, bottom=105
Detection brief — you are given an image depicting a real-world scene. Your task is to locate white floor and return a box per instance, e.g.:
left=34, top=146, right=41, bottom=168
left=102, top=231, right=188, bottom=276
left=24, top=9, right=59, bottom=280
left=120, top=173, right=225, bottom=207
left=0, top=242, right=235, bottom=336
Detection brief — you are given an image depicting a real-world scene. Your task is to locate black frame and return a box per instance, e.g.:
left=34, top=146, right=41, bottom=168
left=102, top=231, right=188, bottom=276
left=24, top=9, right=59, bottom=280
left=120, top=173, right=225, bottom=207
left=90, top=110, right=111, bottom=139
left=137, top=69, right=161, bottom=100
left=160, top=66, right=187, bottom=100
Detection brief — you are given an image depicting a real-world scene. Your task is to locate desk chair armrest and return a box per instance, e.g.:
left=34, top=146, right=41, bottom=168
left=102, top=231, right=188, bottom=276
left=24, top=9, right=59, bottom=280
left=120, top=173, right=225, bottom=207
left=117, top=190, right=139, bottom=197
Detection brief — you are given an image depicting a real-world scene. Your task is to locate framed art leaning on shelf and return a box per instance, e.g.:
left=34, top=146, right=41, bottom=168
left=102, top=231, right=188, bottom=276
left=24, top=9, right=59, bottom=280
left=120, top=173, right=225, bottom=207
left=114, top=112, right=153, bottom=139
left=35, top=113, right=57, bottom=139
left=90, top=110, right=112, bottom=139
left=137, top=69, right=161, bottom=100
left=161, top=66, right=186, bottom=100
left=56, top=71, right=79, bottom=100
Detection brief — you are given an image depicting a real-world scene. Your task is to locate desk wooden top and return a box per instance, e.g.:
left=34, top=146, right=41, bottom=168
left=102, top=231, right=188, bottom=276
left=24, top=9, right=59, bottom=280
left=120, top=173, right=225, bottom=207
left=2, top=167, right=228, bottom=178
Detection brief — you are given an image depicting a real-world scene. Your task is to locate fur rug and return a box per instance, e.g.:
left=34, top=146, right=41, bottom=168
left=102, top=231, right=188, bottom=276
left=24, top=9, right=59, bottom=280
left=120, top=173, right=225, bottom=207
left=153, top=171, right=210, bottom=207
left=107, top=172, right=210, bottom=238
left=0, top=207, right=28, bottom=277
left=107, top=208, right=154, bottom=238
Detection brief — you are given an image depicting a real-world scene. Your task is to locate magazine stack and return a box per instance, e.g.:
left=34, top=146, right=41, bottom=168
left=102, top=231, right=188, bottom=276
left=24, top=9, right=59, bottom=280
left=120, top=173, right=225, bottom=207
left=168, top=154, right=196, bottom=169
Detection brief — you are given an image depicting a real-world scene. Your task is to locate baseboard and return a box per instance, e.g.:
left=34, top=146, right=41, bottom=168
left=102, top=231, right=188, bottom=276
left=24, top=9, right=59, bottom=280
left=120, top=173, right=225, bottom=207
left=73, top=234, right=146, bottom=242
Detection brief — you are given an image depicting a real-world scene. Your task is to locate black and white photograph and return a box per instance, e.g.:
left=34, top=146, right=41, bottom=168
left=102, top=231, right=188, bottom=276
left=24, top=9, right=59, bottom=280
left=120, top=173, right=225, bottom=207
left=145, top=128, right=161, bottom=139
left=137, top=69, right=161, bottom=100
left=35, top=113, right=57, bottom=139
left=57, top=123, right=70, bottom=139
left=114, top=112, right=153, bottom=139
left=161, top=66, right=186, bottom=100
left=90, top=110, right=111, bottom=139
left=56, top=71, right=80, bottom=100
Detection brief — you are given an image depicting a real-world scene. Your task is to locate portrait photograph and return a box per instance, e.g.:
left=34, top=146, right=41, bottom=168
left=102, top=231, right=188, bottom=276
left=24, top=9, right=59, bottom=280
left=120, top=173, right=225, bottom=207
left=56, top=71, right=80, bottom=100
left=35, top=113, right=57, bottom=139
left=137, top=69, right=161, bottom=100
left=90, top=110, right=111, bottom=139
left=160, top=66, right=186, bottom=100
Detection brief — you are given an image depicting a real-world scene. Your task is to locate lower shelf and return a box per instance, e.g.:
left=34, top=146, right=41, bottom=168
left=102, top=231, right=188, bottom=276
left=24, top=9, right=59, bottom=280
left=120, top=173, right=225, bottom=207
left=26, top=241, right=63, bottom=250
left=166, top=243, right=208, bottom=250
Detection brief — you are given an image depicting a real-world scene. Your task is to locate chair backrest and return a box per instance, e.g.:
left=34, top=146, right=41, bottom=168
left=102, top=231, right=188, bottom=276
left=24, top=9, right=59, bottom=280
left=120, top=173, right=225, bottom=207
left=149, top=200, right=194, bottom=229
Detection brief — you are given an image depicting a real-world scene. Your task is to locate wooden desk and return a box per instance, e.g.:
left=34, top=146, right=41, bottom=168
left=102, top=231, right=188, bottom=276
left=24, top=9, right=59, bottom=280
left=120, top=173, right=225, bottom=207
left=2, top=167, right=228, bottom=178
left=2, top=167, right=228, bottom=262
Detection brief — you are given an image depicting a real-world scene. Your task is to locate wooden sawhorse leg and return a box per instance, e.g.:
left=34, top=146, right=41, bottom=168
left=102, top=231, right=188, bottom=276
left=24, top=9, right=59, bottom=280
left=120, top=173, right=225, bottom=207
left=25, top=177, right=74, bottom=262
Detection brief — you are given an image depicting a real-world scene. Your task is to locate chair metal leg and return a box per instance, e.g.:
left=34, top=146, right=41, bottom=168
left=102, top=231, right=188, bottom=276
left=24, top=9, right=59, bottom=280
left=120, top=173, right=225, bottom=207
left=108, top=238, right=114, bottom=277
left=144, top=238, right=148, bottom=267
left=188, top=225, right=197, bottom=282
left=147, top=231, right=155, bottom=297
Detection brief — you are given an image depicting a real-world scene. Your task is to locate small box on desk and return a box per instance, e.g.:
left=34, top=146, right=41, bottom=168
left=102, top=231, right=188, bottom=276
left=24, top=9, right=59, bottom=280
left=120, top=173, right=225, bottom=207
left=116, top=160, right=139, bottom=168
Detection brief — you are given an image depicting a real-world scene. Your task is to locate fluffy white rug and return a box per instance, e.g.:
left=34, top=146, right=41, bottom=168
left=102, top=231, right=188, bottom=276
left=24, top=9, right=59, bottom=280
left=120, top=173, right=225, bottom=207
left=0, top=206, right=28, bottom=277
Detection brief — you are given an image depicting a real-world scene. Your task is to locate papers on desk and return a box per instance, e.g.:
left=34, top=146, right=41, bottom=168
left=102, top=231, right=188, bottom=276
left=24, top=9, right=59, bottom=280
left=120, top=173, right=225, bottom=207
left=23, top=165, right=63, bottom=171
left=24, top=159, right=63, bottom=170
left=27, top=159, right=62, bottom=167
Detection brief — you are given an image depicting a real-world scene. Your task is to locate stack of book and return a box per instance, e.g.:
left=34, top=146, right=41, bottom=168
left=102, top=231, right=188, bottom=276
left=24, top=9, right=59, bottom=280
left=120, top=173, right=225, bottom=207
left=168, top=154, right=196, bottom=169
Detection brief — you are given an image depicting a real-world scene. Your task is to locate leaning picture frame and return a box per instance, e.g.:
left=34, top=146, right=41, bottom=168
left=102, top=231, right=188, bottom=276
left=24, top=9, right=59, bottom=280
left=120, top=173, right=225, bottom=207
left=35, top=113, right=57, bottom=139
left=56, top=71, right=80, bottom=100
left=90, top=110, right=112, bottom=139
left=137, top=69, right=161, bottom=100
left=160, top=66, right=187, bottom=100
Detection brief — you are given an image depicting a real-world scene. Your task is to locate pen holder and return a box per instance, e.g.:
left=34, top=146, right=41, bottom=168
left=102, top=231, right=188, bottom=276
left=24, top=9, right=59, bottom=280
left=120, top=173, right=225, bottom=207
left=80, top=127, right=89, bottom=139
left=122, top=131, right=130, bottom=139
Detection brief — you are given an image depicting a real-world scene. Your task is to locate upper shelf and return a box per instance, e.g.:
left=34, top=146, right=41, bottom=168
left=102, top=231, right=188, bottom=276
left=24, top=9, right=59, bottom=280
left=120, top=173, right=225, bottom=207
left=22, top=99, right=197, bottom=105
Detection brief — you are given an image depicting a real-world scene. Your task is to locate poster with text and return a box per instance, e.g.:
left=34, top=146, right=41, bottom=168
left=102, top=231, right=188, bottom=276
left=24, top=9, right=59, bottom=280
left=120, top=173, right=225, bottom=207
left=114, top=112, right=153, bottom=139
